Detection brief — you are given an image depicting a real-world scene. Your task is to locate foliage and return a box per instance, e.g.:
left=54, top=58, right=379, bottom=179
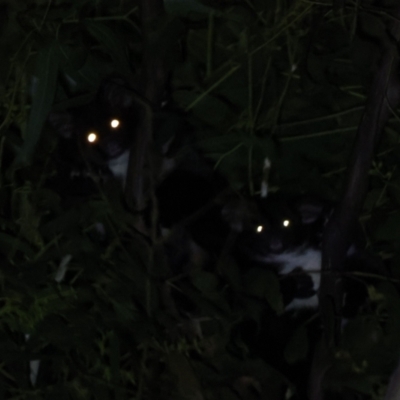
left=0, top=0, right=400, bottom=399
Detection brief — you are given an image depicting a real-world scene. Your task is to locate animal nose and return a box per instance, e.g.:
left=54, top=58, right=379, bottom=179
left=269, top=237, right=283, bottom=252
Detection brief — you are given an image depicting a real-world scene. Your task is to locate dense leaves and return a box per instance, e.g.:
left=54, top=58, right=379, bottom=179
left=0, top=0, right=400, bottom=399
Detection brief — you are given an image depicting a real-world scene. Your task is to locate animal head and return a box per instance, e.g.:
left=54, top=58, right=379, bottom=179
left=223, top=195, right=329, bottom=258
left=49, top=78, right=139, bottom=177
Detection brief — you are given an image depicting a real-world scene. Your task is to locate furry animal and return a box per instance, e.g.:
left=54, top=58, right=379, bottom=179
left=49, top=78, right=139, bottom=183
left=223, top=195, right=330, bottom=310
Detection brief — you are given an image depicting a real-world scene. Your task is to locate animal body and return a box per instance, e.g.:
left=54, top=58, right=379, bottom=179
left=26, top=78, right=141, bottom=387
left=223, top=195, right=330, bottom=310
left=225, top=193, right=384, bottom=316
left=49, top=77, right=187, bottom=199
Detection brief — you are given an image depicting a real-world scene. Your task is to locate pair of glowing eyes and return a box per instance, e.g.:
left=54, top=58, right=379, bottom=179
left=86, top=118, right=121, bottom=143
left=256, top=219, right=291, bottom=233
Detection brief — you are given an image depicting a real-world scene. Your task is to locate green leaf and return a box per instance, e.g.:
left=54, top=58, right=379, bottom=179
left=244, top=268, right=283, bottom=314
left=85, top=21, right=133, bottom=80
left=191, top=270, right=218, bottom=293
left=284, top=326, right=309, bottom=364
left=375, top=211, right=400, bottom=244
left=0, top=232, right=36, bottom=259
left=15, top=42, right=59, bottom=166
left=164, top=0, right=216, bottom=15
left=110, top=332, right=123, bottom=400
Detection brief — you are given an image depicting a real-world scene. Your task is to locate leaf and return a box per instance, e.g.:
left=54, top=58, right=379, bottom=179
left=110, top=332, right=123, bottom=400
left=284, top=326, right=309, bottom=364
left=164, top=0, right=216, bottom=15
left=15, top=42, right=60, bottom=166
left=375, top=211, right=400, bottom=245
left=85, top=21, right=133, bottom=80
left=167, top=352, right=202, bottom=399
left=0, top=232, right=36, bottom=259
left=191, top=270, right=218, bottom=293
left=191, top=92, right=236, bottom=125
left=244, top=268, right=283, bottom=314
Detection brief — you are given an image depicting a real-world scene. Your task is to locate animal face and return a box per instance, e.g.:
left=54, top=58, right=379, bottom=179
left=49, top=78, right=139, bottom=181
left=73, top=101, right=133, bottom=164
left=225, top=195, right=328, bottom=257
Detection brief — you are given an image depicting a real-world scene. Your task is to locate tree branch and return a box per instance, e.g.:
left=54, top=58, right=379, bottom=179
left=125, top=0, right=166, bottom=213
left=309, top=10, right=400, bottom=400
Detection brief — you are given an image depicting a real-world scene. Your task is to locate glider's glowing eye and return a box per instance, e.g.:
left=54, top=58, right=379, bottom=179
left=283, top=219, right=290, bottom=227
left=87, top=133, right=97, bottom=143
left=110, top=119, right=120, bottom=128
left=256, top=225, right=263, bottom=233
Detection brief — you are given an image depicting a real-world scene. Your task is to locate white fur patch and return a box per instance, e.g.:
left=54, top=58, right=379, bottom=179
left=257, top=248, right=322, bottom=309
left=285, top=295, right=319, bottom=311
left=107, top=150, right=130, bottom=182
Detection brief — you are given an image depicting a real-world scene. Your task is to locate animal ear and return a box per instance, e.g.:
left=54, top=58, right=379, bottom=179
left=221, top=198, right=259, bottom=232
left=99, top=77, right=136, bottom=108
left=48, top=111, right=74, bottom=138
left=296, top=198, right=326, bottom=224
